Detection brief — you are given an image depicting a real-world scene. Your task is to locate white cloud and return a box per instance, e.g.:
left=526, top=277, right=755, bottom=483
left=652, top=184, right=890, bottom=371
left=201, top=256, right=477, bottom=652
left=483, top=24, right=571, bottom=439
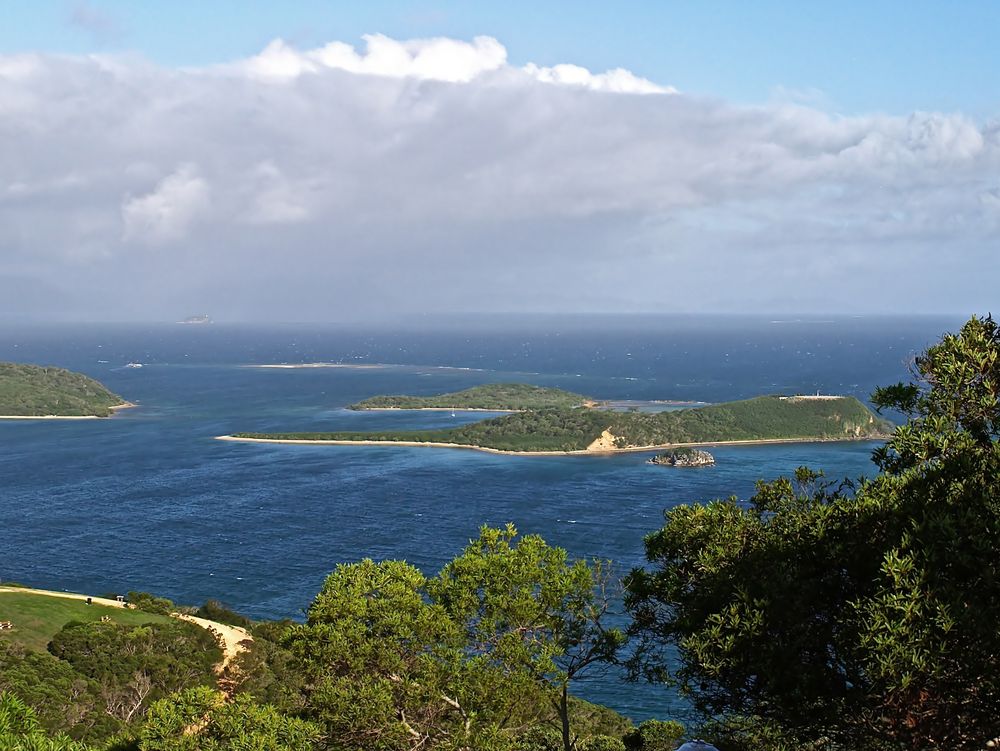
left=0, top=34, right=996, bottom=319
left=522, top=63, right=674, bottom=94
left=245, top=34, right=507, bottom=82
left=242, top=34, right=672, bottom=94
left=121, top=165, right=209, bottom=244
left=243, top=162, right=311, bottom=225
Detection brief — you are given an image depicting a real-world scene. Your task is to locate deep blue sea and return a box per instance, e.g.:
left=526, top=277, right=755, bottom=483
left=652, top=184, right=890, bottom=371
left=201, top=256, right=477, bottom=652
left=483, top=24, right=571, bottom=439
left=0, top=315, right=963, bottom=722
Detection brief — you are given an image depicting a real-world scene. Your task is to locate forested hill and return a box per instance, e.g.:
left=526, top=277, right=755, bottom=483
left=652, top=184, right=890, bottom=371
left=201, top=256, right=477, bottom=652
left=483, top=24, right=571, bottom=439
left=0, top=362, right=126, bottom=417
left=348, top=383, right=593, bottom=411
left=237, top=395, right=892, bottom=452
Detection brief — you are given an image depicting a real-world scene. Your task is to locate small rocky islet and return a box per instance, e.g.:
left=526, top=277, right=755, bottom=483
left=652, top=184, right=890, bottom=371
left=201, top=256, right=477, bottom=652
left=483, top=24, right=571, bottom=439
left=648, top=448, right=716, bottom=467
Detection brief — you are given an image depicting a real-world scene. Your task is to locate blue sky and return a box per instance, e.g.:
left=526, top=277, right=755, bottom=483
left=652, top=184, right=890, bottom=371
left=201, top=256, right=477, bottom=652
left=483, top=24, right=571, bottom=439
left=1, top=2, right=997, bottom=319
left=4, top=0, right=999, bottom=116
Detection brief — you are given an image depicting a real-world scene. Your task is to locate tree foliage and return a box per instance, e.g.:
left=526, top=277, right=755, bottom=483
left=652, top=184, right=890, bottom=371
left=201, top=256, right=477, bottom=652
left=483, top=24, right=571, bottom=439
left=0, top=362, right=124, bottom=416
left=134, top=687, right=320, bottom=751
left=48, top=620, right=221, bottom=724
left=626, top=316, right=1000, bottom=750
left=283, top=525, right=624, bottom=751
left=0, top=691, right=93, bottom=750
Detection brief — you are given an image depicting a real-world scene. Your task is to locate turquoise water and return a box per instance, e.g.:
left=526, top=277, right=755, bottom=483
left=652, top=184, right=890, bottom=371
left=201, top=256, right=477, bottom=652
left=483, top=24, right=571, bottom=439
left=0, top=316, right=959, bottom=720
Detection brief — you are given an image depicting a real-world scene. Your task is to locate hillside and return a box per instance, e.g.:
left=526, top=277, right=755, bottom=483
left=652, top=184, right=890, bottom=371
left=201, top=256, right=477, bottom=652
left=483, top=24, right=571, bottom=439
left=348, top=383, right=593, bottom=411
left=234, top=395, right=892, bottom=452
left=0, top=362, right=126, bottom=417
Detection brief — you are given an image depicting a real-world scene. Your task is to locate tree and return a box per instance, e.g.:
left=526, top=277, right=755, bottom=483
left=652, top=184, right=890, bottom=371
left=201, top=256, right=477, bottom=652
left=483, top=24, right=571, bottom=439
left=48, top=620, right=221, bottom=723
left=135, top=687, right=319, bottom=751
left=431, top=525, right=626, bottom=751
left=283, top=526, right=625, bottom=751
left=625, top=316, right=1000, bottom=750
left=0, top=691, right=93, bottom=750
left=282, top=558, right=479, bottom=750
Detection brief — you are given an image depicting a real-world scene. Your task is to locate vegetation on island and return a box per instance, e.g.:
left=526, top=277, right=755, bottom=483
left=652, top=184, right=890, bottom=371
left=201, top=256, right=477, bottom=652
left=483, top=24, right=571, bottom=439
left=0, top=362, right=126, bottom=417
left=7, top=316, right=1000, bottom=751
left=348, top=383, right=594, bottom=411
left=238, top=394, right=891, bottom=452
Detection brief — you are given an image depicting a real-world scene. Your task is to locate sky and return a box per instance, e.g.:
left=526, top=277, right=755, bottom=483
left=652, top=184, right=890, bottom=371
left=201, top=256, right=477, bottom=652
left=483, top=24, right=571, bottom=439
left=1, top=1, right=998, bottom=321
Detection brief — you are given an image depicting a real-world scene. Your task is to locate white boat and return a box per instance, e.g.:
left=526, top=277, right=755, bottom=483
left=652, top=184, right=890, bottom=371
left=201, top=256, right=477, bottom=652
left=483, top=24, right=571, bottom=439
left=124, top=362, right=143, bottom=369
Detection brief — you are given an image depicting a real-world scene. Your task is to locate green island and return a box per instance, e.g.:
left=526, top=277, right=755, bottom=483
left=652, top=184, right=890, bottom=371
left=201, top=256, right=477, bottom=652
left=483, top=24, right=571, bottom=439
left=230, top=393, right=892, bottom=452
left=0, top=362, right=127, bottom=417
left=348, top=382, right=594, bottom=411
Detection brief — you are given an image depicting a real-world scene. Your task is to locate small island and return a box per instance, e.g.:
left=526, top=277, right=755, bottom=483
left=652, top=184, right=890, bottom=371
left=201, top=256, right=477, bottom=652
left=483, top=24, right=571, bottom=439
left=348, top=383, right=595, bottom=411
left=178, top=314, right=212, bottom=324
left=0, top=362, right=129, bottom=418
left=222, top=390, right=893, bottom=454
left=649, top=448, right=716, bottom=467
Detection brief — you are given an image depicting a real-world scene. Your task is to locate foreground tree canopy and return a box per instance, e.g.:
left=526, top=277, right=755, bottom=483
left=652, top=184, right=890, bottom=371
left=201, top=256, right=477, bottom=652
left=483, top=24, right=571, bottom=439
left=1, top=528, right=635, bottom=751
left=626, top=315, right=1000, bottom=750
left=283, top=525, right=626, bottom=751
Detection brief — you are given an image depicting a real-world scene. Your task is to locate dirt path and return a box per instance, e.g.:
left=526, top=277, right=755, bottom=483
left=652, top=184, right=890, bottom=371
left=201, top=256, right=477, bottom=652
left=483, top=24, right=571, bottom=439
left=173, top=613, right=252, bottom=672
left=0, top=586, right=252, bottom=672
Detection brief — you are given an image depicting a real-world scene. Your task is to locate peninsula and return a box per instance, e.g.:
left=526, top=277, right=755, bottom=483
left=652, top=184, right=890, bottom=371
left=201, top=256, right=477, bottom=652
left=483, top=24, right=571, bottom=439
left=0, top=362, right=129, bottom=418
left=348, top=383, right=594, bottom=411
left=223, top=392, right=892, bottom=454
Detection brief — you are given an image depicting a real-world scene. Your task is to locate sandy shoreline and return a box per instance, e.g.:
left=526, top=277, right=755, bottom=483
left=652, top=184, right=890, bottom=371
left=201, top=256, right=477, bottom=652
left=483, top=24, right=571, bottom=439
left=0, top=402, right=136, bottom=420
left=215, top=434, right=885, bottom=457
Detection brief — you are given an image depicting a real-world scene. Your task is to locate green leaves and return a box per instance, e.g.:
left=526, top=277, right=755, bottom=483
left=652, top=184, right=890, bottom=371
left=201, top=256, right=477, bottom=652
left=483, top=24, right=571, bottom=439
left=283, top=525, right=625, bottom=750
left=626, top=315, right=1000, bottom=751
left=137, top=688, right=320, bottom=751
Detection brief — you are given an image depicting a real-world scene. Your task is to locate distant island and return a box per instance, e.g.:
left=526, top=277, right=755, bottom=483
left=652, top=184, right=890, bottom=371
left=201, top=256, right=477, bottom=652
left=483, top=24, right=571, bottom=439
left=0, top=362, right=129, bottom=418
left=222, top=390, right=892, bottom=454
left=348, top=383, right=595, bottom=411
left=649, top=448, right=716, bottom=467
left=178, top=314, right=212, bottom=324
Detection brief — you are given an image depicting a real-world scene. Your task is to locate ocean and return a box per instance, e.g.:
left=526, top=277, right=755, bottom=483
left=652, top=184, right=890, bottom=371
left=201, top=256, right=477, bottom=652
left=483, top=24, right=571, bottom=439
left=0, top=314, right=963, bottom=722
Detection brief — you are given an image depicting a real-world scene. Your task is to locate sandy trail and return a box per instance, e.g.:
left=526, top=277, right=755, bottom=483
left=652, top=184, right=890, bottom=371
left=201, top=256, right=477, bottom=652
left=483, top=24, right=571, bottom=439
left=0, top=586, right=252, bottom=672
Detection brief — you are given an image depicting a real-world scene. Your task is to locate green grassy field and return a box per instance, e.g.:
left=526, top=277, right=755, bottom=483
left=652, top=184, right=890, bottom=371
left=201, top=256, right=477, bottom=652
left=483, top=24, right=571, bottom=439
left=0, top=592, right=173, bottom=651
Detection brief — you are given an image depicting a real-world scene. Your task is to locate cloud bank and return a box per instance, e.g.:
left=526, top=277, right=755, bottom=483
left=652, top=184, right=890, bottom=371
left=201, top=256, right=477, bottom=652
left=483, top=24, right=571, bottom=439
left=0, top=34, right=996, bottom=320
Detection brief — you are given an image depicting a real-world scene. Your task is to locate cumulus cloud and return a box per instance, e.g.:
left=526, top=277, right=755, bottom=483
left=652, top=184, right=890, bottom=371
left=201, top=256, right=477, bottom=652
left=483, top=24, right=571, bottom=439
left=0, top=35, right=996, bottom=320
left=522, top=63, right=673, bottom=94
left=242, top=33, right=670, bottom=94
left=122, top=165, right=210, bottom=244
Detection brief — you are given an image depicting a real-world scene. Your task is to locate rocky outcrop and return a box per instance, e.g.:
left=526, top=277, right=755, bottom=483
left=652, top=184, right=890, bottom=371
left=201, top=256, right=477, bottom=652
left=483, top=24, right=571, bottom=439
left=648, top=448, right=715, bottom=467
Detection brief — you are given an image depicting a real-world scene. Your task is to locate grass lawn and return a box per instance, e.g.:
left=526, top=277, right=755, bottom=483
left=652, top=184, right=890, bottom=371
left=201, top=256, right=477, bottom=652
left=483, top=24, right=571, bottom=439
left=0, top=592, right=174, bottom=652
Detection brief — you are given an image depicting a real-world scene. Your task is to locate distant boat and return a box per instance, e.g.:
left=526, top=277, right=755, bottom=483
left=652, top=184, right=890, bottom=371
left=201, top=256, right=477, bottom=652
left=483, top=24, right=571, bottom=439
left=124, top=362, right=143, bottom=369
left=178, top=314, right=212, bottom=325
